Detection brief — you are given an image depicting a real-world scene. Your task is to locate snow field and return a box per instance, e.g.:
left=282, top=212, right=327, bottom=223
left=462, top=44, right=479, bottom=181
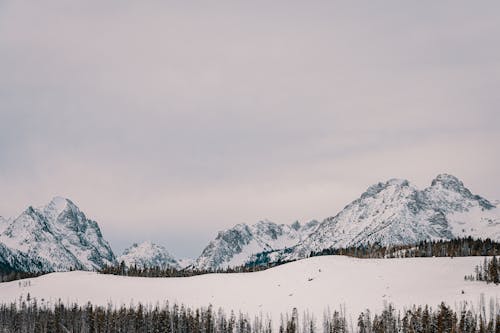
left=0, top=255, right=498, bottom=326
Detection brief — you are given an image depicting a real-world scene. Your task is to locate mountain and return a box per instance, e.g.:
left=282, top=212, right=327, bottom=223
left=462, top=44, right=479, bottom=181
left=287, top=174, right=499, bottom=259
left=118, top=241, right=180, bottom=269
left=2, top=174, right=498, bottom=273
left=191, top=219, right=319, bottom=270
left=192, top=174, right=499, bottom=268
left=0, top=197, right=117, bottom=272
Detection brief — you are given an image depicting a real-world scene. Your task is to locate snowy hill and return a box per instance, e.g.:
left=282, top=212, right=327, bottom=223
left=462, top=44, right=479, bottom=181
left=118, top=241, right=180, bottom=269
left=0, top=197, right=116, bottom=272
left=192, top=219, right=319, bottom=270
left=0, top=256, right=496, bottom=323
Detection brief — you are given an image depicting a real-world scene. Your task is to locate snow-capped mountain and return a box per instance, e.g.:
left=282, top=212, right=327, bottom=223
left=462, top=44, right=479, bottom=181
left=118, top=241, right=180, bottom=269
left=193, top=174, right=499, bottom=268
left=191, top=219, right=319, bottom=270
left=288, top=174, right=499, bottom=259
left=0, top=197, right=116, bottom=272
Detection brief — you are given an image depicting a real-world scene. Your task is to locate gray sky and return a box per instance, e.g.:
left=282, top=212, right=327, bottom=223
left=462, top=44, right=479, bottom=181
left=1, top=1, right=499, bottom=258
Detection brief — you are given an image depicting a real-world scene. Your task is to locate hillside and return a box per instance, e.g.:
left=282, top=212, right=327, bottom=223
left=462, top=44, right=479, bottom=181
left=0, top=256, right=497, bottom=322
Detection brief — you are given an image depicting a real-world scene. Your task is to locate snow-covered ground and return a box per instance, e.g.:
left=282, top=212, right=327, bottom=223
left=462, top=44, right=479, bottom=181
left=0, top=256, right=497, bottom=323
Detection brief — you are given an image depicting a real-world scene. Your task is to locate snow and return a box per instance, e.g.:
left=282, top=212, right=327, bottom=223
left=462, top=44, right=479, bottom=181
left=0, top=256, right=497, bottom=325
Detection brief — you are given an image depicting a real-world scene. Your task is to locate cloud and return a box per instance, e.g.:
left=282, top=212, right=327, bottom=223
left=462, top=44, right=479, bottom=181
left=1, top=0, right=499, bottom=257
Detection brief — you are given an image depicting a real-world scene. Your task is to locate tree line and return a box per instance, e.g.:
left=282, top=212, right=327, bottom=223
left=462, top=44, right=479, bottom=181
left=0, top=270, right=49, bottom=283
left=98, top=260, right=283, bottom=278
left=0, top=298, right=499, bottom=333
left=309, top=237, right=500, bottom=259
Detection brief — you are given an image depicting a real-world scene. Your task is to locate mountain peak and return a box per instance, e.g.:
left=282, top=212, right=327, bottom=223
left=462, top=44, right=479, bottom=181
left=41, top=196, right=78, bottom=221
left=361, top=178, right=411, bottom=199
left=428, top=174, right=494, bottom=209
left=386, top=178, right=410, bottom=187
left=119, top=241, right=179, bottom=269
left=431, top=174, right=464, bottom=190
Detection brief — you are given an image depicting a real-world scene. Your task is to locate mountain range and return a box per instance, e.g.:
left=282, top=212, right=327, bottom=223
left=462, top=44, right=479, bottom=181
left=1, top=174, right=498, bottom=273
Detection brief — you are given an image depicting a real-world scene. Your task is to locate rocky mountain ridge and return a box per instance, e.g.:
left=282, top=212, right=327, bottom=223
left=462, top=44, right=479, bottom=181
left=190, top=219, right=319, bottom=270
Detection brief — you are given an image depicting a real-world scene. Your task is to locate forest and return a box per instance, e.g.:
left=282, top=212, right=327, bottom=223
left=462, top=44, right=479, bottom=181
left=308, top=237, right=500, bottom=259
left=0, top=298, right=498, bottom=333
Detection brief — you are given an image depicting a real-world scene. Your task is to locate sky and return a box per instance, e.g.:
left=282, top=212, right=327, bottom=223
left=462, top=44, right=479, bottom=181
left=1, top=1, right=499, bottom=258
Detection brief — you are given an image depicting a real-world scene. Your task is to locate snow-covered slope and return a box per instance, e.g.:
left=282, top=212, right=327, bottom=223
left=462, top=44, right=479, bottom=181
left=192, top=220, right=319, bottom=270
left=118, top=241, right=180, bottom=269
left=0, top=197, right=116, bottom=272
left=286, top=174, right=499, bottom=259
left=0, top=256, right=496, bottom=324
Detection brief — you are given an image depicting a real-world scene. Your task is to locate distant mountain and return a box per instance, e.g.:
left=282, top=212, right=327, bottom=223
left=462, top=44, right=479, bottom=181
left=118, top=241, right=180, bottom=269
left=191, top=219, right=319, bottom=270
left=192, top=174, right=499, bottom=268
left=285, top=174, right=500, bottom=260
left=0, top=197, right=116, bottom=272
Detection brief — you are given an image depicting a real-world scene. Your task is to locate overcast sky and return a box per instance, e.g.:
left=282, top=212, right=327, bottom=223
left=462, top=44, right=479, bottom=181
left=1, top=1, right=499, bottom=258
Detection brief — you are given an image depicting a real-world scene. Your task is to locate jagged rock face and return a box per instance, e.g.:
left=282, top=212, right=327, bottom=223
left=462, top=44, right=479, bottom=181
left=0, top=197, right=117, bottom=272
left=289, top=174, right=499, bottom=259
left=0, top=243, right=48, bottom=273
left=192, top=220, right=319, bottom=270
left=118, top=241, right=180, bottom=269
